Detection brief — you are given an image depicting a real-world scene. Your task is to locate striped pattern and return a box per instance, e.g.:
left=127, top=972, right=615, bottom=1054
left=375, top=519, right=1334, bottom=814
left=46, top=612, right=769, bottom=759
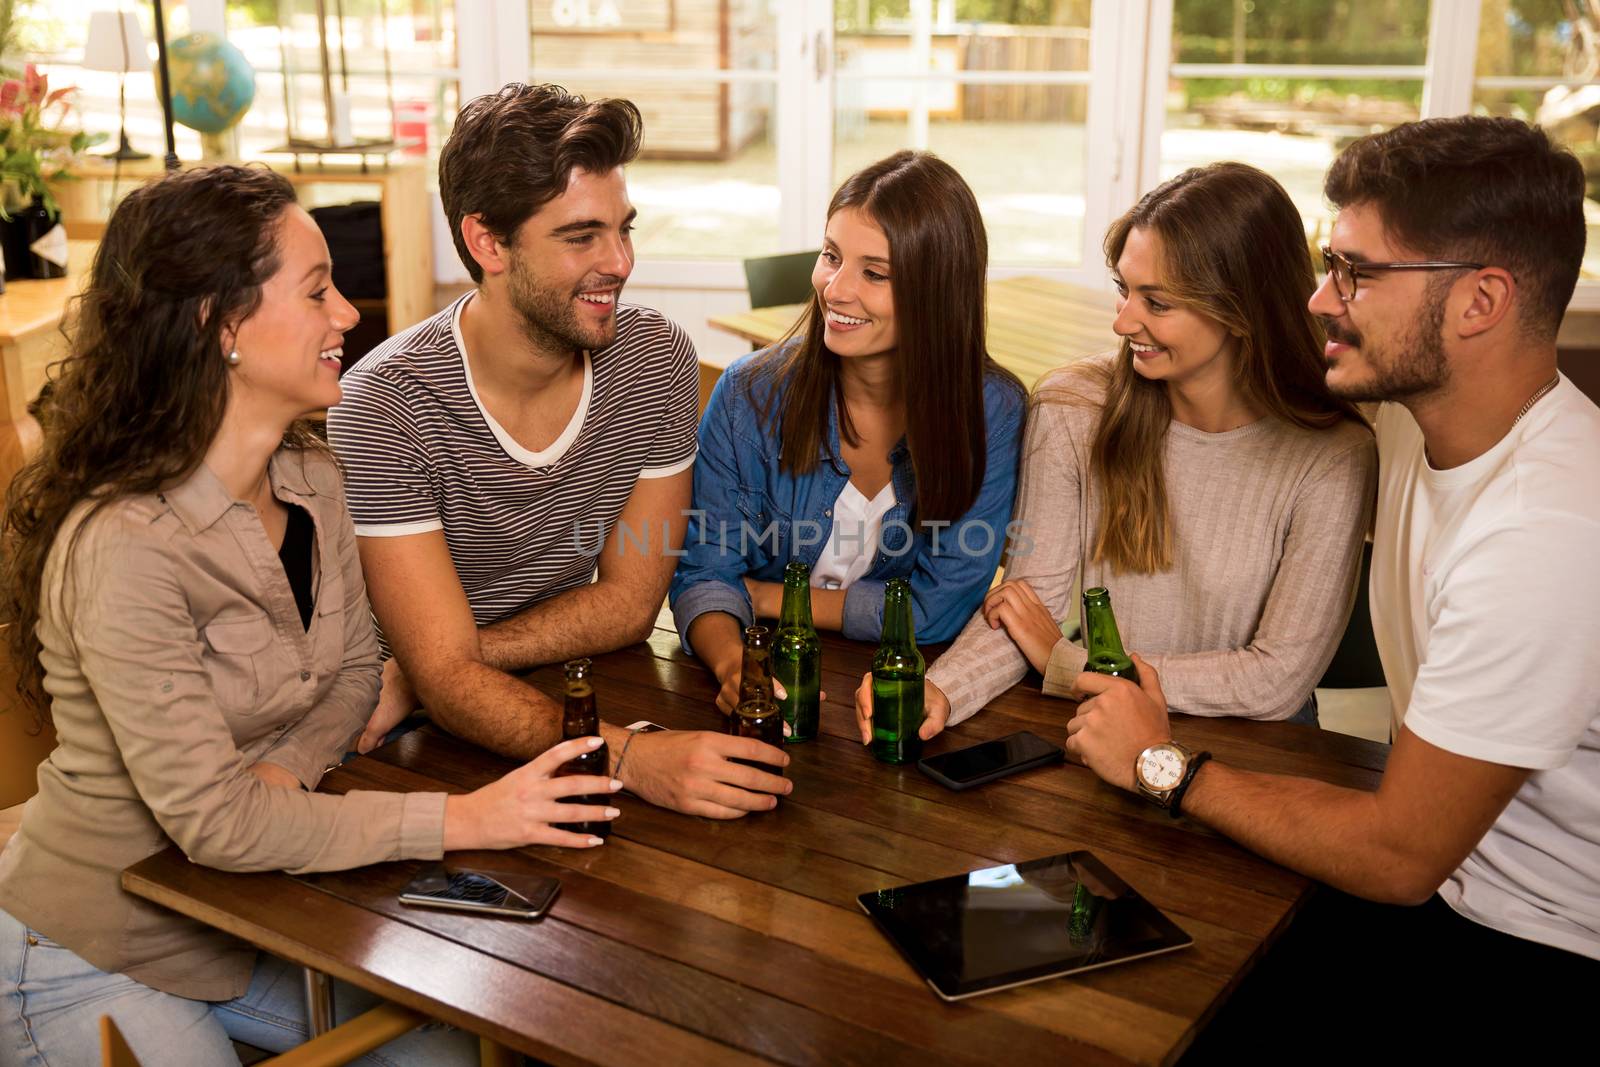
left=327, top=294, right=698, bottom=627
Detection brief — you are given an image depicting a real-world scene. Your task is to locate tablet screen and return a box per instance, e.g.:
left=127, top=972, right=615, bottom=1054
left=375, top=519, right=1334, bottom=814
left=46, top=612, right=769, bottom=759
left=858, top=851, right=1192, bottom=1000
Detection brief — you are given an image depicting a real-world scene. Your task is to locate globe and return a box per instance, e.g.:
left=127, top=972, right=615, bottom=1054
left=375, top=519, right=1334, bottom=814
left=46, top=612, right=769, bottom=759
left=166, top=33, right=256, bottom=135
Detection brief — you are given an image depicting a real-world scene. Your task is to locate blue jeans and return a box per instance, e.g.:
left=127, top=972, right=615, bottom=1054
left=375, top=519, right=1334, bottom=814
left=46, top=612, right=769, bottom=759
left=0, top=907, right=477, bottom=1066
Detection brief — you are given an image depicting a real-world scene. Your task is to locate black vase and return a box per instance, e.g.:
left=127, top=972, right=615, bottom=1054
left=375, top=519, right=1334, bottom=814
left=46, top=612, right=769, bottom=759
left=1, top=200, right=68, bottom=281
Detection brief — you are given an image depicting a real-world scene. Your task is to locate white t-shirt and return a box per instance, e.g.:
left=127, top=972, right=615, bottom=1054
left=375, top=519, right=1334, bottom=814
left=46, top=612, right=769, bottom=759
left=1370, top=378, right=1600, bottom=960
left=811, top=480, right=896, bottom=590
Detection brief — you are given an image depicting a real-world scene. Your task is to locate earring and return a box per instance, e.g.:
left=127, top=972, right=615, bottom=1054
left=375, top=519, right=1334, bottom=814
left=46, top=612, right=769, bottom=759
left=225, top=350, right=241, bottom=366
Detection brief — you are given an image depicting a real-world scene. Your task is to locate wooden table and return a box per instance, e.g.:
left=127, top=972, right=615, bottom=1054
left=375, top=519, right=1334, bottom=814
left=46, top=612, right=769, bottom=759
left=706, top=276, right=1119, bottom=393
left=0, top=240, right=96, bottom=425
left=124, top=616, right=1387, bottom=1066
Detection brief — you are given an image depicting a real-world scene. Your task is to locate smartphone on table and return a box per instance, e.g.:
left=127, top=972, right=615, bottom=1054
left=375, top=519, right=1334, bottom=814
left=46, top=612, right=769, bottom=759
left=917, top=730, right=1065, bottom=791
left=398, top=864, right=560, bottom=919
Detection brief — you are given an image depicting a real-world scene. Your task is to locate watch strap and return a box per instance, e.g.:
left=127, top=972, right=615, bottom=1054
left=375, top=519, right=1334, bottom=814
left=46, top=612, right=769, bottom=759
left=1167, top=751, right=1212, bottom=819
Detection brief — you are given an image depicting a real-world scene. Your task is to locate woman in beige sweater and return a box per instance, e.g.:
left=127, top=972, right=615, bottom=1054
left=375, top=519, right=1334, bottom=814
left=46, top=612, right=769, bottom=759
left=855, top=161, right=1377, bottom=741
left=0, top=166, right=620, bottom=1065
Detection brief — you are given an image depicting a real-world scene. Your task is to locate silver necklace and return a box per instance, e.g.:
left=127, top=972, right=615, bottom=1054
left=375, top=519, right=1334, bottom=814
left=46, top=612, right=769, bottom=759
left=1511, top=374, right=1561, bottom=428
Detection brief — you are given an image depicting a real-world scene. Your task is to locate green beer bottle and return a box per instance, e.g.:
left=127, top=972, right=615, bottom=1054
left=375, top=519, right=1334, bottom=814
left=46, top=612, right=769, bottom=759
left=1082, top=586, right=1139, bottom=684
left=773, top=562, right=821, bottom=743
left=870, top=578, right=925, bottom=764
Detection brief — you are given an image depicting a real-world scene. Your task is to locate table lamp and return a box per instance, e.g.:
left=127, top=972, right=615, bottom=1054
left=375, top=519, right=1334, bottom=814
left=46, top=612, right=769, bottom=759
left=82, top=9, right=152, bottom=161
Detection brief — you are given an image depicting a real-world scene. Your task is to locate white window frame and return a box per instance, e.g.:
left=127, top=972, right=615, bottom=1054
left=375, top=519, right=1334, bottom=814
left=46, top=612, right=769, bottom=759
left=43, top=1, right=1597, bottom=307
left=507, top=0, right=1143, bottom=293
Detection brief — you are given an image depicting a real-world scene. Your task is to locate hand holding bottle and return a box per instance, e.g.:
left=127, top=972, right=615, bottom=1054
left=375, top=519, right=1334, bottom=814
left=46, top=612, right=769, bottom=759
left=853, top=675, right=950, bottom=745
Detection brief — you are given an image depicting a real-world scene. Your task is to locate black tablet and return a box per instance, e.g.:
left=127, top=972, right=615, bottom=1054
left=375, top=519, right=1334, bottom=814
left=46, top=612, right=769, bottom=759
left=858, top=851, right=1192, bottom=1001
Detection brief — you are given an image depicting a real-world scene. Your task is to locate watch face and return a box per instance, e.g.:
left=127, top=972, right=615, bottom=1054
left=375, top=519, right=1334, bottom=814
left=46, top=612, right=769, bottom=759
left=1138, top=745, right=1185, bottom=791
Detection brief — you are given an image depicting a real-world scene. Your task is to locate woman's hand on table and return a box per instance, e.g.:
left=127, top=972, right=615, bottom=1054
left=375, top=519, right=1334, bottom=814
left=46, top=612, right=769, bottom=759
left=443, top=736, right=623, bottom=850
left=620, top=729, right=792, bottom=819
left=1064, top=654, right=1170, bottom=791
left=357, top=656, right=419, bottom=754
left=982, top=579, right=1064, bottom=674
left=853, top=674, right=951, bottom=745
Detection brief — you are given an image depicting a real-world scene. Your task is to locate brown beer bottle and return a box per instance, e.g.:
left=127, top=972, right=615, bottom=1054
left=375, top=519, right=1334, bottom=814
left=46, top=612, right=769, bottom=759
left=554, top=658, right=610, bottom=837
left=737, top=624, right=775, bottom=706
left=730, top=698, right=785, bottom=778
left=731, top=624, right=784, bottom=777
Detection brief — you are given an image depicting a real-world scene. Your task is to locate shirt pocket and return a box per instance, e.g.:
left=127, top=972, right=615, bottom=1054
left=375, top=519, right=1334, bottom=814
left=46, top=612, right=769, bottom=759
left=201, top=612, right=274, bottom=714
left=734, top=486, right=784, bottom=563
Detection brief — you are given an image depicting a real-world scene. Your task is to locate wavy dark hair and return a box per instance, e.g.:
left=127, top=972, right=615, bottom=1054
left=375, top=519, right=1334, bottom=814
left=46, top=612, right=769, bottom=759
left=1045, top=162, right=1364, bottom=574
left=438, top=82, right=644, bottom=283
left=753, top=150, right=1023, bottom=523
left=3, top=164, right=308, bottom=715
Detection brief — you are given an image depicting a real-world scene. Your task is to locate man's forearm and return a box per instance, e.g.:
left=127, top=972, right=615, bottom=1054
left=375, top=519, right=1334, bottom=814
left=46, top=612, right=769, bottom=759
left=416, top=658, right=565, bottom=761
left=1182, top=762, right=1431, bottom=904
left=478, top=579, right=662, bottom=672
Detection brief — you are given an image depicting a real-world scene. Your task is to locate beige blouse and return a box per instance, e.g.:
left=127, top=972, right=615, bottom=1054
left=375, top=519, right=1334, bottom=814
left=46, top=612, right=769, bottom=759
left=0, top=449, right=445, bottom=1001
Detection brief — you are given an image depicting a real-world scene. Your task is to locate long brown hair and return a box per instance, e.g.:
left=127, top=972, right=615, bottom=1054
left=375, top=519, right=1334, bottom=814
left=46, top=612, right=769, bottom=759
left=753, top=150, right=1023, bottom=523
left=2, top=164, right=311, bottom=715
left=1051, top=161, right=1364, bottom=574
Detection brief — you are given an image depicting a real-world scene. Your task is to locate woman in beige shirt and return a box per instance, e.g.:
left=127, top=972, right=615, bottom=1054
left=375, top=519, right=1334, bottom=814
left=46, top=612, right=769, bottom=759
left=853, top=161, right=1377, bottom=741
left=0, top=166, right=620, bottom=1065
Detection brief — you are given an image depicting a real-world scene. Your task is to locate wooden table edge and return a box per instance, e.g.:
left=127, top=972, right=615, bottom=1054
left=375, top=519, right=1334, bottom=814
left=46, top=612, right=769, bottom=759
left=120, top=862, right=767, bottom=1067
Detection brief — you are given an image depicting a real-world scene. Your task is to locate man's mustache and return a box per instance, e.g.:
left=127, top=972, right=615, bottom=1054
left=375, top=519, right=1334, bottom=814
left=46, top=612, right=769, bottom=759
left=1320, top=317, right=1361, bottom=346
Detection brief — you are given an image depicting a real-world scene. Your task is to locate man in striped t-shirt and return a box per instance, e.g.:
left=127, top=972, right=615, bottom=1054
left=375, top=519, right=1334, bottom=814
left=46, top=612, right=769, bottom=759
left=327, top=84, right=791, bottom=821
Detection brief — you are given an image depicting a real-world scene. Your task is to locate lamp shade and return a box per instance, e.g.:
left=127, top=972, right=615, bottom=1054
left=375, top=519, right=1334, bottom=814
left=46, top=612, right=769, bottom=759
left=83, top=11, right=152, bottom=74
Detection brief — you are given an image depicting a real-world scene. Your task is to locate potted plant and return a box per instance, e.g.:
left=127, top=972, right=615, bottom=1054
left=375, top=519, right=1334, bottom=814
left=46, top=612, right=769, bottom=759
left=0, top=63, right=101, bottom=281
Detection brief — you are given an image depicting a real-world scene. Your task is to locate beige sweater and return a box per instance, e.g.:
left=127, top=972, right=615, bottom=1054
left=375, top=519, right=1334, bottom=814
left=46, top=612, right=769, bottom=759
left=928, top=358, right=1378, bottom=724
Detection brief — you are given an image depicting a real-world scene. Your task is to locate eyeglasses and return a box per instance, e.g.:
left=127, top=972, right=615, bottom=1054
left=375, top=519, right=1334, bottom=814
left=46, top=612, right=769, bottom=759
left=1320, top=246, right=1485, bottom=302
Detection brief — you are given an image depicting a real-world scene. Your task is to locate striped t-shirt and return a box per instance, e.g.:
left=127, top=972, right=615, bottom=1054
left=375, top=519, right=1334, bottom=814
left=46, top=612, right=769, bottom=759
left=326, top=293, right=699, bottom=628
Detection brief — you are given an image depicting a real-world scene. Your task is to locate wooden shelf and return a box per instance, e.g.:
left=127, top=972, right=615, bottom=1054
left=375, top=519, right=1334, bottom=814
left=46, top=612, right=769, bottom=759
left=48, top=157, right=433, bottom=338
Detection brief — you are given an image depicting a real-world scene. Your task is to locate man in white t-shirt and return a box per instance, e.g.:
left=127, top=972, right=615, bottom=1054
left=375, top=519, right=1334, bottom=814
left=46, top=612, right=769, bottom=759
left=1067, top=116, right=1596, bottom=1042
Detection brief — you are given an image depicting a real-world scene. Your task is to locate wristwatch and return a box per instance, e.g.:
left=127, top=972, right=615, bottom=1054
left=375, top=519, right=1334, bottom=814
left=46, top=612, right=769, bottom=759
left=1134, top=742, right=1211, bottom=817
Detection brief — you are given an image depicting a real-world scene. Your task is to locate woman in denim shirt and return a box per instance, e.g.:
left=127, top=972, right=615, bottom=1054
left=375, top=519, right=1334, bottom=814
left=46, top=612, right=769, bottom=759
left=671, top=151, right=1025, bottom=713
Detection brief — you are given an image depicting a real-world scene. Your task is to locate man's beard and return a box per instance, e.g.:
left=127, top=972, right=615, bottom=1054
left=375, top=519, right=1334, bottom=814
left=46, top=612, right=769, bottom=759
left=506, top=249, right=621, bottom=355
left=1323, top=282, right=1451, bottom=404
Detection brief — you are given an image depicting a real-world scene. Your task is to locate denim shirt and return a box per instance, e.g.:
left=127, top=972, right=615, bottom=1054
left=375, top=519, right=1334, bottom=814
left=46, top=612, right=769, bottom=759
left=670, top=347, right=1025, bottom=650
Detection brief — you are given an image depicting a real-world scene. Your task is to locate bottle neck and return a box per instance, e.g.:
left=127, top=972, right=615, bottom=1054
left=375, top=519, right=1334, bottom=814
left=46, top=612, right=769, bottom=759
left=563, top=684, right=598, bottom=735
left=880, top=586, right=916, bottom=650
left=1083, top=598, right=1130, bottom=662
left=741, top=645, right=774, bottom=701
left=779, top=577, right=814, bottom=630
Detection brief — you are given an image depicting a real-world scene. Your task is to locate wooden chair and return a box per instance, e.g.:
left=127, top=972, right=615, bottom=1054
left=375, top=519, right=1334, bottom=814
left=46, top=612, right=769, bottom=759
left=742, top=250, right=820, bottom=310
left=101, top=1005, right=428, bottom=1067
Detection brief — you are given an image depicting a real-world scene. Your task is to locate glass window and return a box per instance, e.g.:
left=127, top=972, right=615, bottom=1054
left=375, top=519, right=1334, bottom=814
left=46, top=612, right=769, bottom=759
left=1472, top=0, right=1600, bottom=278
left=1164, top=0, right=1431, bottom=241
left=26, top=1, right=458, bottom=172
left=530, top=0, right=781, bottom=260
left=833, top=0, right=1093, bottom=267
